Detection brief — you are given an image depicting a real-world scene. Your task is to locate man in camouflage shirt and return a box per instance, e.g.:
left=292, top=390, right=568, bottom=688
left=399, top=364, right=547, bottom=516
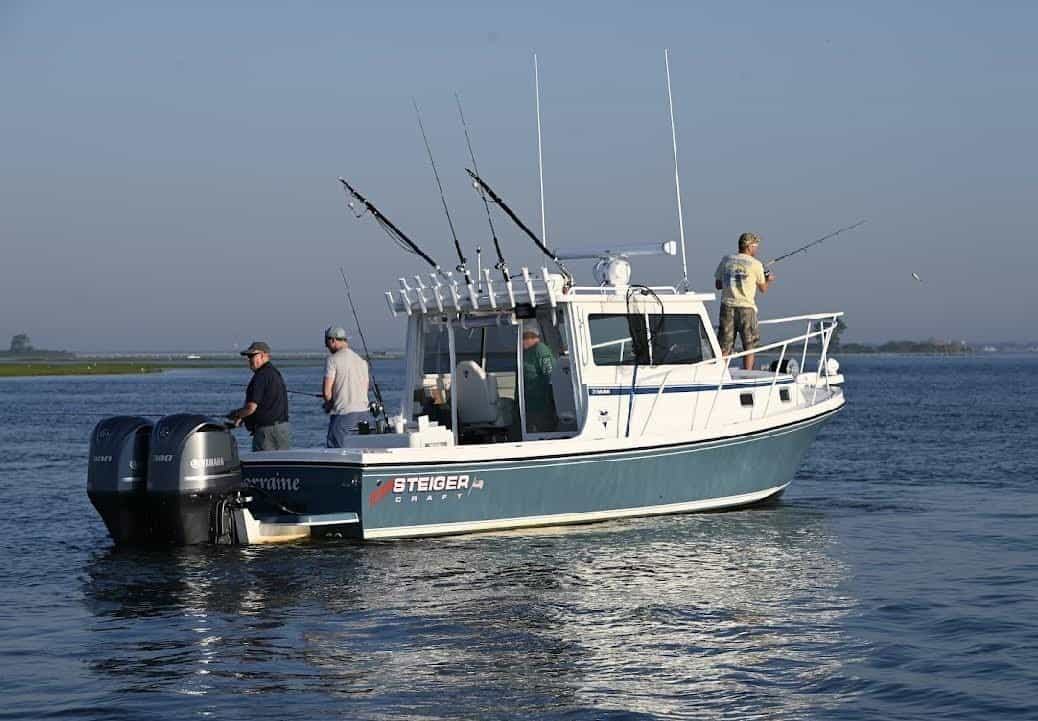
left=714, top=232, right=775, bottom=370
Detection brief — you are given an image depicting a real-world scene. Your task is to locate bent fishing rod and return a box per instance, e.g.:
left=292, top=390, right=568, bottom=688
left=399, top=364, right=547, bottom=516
left=766, top=219, right=868, bottom=268
left=235, top=385, right=322, bottom=399
left=337, top=177, right=448, bottom=282
left=412, top=99, right=473, bottom=289
left=465, top=168, right=572, bottom=283
left=455, top=93, right=510, bottom=284
left=339, top=266, right=389, bottom=427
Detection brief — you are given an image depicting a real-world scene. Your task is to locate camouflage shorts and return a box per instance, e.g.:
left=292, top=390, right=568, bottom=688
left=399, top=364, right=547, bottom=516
left=718, top=304, right=760, bottom=354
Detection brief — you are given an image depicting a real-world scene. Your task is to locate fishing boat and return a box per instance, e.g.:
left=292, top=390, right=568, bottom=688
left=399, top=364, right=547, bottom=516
left=85, top=55, right=846, bottom=545
left=86, top=242, right=844, bottom=544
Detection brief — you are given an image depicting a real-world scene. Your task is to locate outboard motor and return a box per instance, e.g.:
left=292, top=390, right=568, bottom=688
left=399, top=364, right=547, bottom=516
left=146, top=414, right=241, bottom=545
left=87, top=416, right=153, bottom=544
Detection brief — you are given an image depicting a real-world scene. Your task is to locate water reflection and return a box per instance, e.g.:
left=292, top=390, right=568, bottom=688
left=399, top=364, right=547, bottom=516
left=81, top=507, right=857, bottom=719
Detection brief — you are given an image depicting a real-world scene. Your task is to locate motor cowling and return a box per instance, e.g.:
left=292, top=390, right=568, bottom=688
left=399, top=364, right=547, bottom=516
left=146, top=414, right=242, bottom=545
left=87, top=416, right=153, bottom=544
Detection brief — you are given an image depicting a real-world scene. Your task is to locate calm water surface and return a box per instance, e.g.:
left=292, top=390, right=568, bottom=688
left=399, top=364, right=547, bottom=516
left=0, top=356, right=1036, bottom=720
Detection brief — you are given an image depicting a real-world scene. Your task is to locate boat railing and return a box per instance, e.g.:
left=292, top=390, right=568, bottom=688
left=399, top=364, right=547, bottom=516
left=695, top=311, right=843, bottom=428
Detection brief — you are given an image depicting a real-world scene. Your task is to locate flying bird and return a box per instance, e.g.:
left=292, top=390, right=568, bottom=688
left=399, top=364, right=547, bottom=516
left=912, top=272, right=923, bottom=283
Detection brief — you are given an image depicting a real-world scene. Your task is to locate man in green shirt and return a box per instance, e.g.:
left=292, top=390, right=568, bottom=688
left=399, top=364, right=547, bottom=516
left=522, top=327, right=557, bottom=432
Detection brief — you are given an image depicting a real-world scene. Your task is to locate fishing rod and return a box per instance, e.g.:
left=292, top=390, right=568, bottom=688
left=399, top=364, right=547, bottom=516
left=767, top=219, right=868, bottom=268
left=236, top=384, right=321, bottom=399
left=337, top=177, right=448, bottom=281
left=455, top=92, right=510, bottom=283
left=412, top=98, right=472, bottom=288
left=465, top=168, right=572, bottom=283
left=339, top=266, right=390, bottom=428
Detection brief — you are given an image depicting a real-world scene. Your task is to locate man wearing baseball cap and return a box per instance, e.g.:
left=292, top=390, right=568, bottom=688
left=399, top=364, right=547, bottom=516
left=714, top=232, right=775, bottom=370
left=226, top=341, right=292, bottom=450
left=322, top=326, right=370, bottom=447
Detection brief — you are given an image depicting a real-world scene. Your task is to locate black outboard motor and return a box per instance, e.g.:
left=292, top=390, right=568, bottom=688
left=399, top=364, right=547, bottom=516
left=146, top=414, right=241, bottom=545
left=87, top=416, right=153, bottom=544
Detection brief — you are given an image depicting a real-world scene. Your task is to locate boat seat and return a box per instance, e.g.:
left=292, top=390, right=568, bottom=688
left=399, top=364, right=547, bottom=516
left=550, top=354, right=577, bottom=426
left=455, top=361, right=502, bottom=426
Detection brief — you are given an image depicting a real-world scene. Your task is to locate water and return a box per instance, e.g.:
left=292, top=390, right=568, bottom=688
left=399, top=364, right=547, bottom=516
left=1, top=356, right=1036, bottom=720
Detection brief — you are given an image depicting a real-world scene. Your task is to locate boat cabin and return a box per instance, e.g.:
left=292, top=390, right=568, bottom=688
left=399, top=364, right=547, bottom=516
left=382, top=246, right=841, bottom=449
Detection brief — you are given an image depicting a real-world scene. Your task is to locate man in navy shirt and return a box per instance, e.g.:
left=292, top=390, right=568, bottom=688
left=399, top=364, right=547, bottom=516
left=227, top=341, right=291, bottom=451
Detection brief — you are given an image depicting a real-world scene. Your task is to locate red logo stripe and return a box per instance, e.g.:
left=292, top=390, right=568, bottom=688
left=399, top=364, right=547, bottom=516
left=368, top=480, right=394, bottom=507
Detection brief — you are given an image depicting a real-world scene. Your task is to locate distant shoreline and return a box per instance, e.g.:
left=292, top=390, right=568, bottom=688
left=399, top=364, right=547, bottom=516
left=0, top=362, right=166, bottom=377
left=0, top=355, right=402, bottom=377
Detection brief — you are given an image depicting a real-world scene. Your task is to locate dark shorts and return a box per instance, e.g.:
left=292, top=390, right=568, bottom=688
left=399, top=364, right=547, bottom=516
left=718, top=304, right=760, bottom=354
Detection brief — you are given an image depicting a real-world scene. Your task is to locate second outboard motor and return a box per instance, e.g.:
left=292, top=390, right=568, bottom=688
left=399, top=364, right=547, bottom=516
left=147, top=414, right=241, bottom=545
left=87, top=416, right=153, bottom=544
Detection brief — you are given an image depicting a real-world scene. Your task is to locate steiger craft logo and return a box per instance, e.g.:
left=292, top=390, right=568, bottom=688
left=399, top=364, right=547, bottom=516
left=369, top=473, right=485, bottom=507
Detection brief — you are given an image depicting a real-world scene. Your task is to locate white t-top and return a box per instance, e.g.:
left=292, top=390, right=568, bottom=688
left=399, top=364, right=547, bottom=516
left=325, top=347, right=370, bottom=414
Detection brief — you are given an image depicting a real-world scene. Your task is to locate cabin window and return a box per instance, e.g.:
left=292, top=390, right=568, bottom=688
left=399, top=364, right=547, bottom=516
left=780, top=388, right=791, bottom=403
left=589, top=314, right=650, bottom=366
left=740, top=392, right=755, bottom=407
left=589, top=313, right=713, bottom=366
left=647, top=314, right=715, bottom=365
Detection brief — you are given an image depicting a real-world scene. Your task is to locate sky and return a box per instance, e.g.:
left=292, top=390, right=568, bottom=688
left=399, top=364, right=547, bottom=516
left=2, top=1, right=1036, bottom=351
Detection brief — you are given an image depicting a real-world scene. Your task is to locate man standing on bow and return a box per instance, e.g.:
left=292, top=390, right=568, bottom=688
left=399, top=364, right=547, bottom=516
left=322, top=326, right=370, bottom=448
left=227, top=341, right=292, bottom=451
left=714, top=232, right=775, bottom=371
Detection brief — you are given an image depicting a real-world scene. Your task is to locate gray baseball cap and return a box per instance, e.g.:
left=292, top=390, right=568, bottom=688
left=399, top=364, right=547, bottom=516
left=240, top=341, right=271, bottom=356
left=325, top=326, right=348, bottom=340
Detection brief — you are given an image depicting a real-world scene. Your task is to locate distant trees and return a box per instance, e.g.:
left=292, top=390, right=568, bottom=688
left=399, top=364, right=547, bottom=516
left=839, top=338, right=973, bottom=354
left=9, top=333, right=33, bottom=354
left=830, top=318, right=847, bottom=351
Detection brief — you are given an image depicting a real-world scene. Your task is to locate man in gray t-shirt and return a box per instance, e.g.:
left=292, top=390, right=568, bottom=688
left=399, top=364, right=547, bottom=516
left=322, top=326, right=370, bottom=448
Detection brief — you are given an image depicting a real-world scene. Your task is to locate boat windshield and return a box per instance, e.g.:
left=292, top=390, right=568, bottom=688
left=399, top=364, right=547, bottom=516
left=411, top=308, right=579, bottom=443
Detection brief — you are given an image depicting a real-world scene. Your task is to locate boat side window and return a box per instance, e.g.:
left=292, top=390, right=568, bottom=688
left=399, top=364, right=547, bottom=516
left=417, top=322, right=452, bottom=428
left=589, top=314, right=650, bottom=366
left=422, top=324, right=451, bottom=374
left=647, top=314, right=715, bottom=365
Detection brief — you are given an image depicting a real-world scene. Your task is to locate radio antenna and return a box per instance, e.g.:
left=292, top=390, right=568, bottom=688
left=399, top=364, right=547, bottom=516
left=665, top=49, right=689, bottom=290
left=534, top=53, right=548, bottom=247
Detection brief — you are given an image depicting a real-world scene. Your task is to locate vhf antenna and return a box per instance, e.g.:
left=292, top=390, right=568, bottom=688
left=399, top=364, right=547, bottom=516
left=534, top=53, right=548, bottom=248
left=665, top=48, right=689, bottom=290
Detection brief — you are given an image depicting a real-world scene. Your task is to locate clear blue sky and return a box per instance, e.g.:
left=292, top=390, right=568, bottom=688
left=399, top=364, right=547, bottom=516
left=2, top=1, right=1035, bottom=350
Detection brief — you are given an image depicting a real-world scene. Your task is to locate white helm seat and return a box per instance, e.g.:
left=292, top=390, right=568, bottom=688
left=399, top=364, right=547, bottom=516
left=455, top=361, right=501, bottom=426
